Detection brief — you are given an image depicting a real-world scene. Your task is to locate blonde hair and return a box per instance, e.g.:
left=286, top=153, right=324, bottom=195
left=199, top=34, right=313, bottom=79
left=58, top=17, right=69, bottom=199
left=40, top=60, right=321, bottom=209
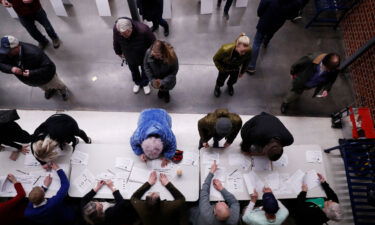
left=32, top=137, right=60, bottom=162
left=29, top=186, right=45, bottom=205
left=235, top=33, right=250, bottom=48
left=152, top=40, right=177, bottom=65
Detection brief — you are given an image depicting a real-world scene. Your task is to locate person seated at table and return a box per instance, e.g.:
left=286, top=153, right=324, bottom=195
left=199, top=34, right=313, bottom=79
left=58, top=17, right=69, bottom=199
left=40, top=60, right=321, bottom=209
left=131, top=171, right=187, bottom=225
left=242, top=187, right=289, bottom=225
left=198, top=108, right=242, bottom=149
left=24, top=162, right=77, bottom=225
left=0, top=109, right=31, bottom=154
left=295, top=173, right=342, bottom=225
left=0, top=174, right=28, bottom=225
left=190, top=160, right=240, bottom=225
left=131, top=108, right=176, bottom=167
left=81, top=180, right=138, bottom=225
left=31, top=113, right=92, bottom=165
left=240, top=112, right=293, bottom=161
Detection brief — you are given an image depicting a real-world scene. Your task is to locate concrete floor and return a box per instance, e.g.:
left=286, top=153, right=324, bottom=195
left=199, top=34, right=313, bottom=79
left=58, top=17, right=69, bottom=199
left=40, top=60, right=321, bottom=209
left=0, top=0, right=354, bottom=116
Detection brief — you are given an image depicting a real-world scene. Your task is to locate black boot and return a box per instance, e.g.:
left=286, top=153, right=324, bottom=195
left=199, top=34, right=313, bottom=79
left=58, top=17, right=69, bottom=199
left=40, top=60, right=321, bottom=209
left=164, top=91, right=170, bottom=103
left=157, top=90, right=164, bottom=99
left=214, top=85, right=221, bottom=97
left=44, top=89, right=56, bottom=99
left=228, top=85, right=234, bottom=96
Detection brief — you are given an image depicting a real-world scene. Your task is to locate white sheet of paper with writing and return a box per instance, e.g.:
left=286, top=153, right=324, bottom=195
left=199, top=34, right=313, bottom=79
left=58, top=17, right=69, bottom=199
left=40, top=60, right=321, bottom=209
left=286, top=169, right=305, bottom=194
left=226, top=171, right=245, bottom=193
left=180, top=152, right=199, bottom=166
left=303, top=170, right=320, bottom=190
left=204, top=166, right=226, bottom=200
left=129, top=167, right=150, bottom=183
left=71, top=151, right=89, bottom=165
left=202, top=151, right=220, bottom=165
left=264, top=172, right=280, bottom=190
left=272, top=154, right=288, bottom=167
left=228, top=153, right=252, bottom=170
left=305, top=151, right=322, bottom=163
left=24, top=153, right=41, bottom=166
left=243, top=171, right=264, bottom=194
left=115, top=157, right=134, bottom=171
left=74, top=169, right=96, bottom=193
left=273, top=173, right=293, bottom=195
left=0, top=176, right=14, bottom=193
left=251, top=156, right=272, bottom=171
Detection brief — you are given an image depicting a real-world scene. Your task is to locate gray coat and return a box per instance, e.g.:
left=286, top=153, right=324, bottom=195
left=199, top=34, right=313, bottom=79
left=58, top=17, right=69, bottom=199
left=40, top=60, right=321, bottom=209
left=143, top=49, right=178, bottom=91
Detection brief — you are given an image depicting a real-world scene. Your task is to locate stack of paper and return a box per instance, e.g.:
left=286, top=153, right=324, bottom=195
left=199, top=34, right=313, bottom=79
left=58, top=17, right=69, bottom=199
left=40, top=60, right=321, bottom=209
left=226, top=172, right=245, bottom=193
left=115, top=157, right=134, bottom=171
left=306, top=151, right=323, bottom=163
left=303, top=170, right=320, bottom=190
left=202, top=151, right=220, bottom=165
left=286, top=169, right=305, bottom=194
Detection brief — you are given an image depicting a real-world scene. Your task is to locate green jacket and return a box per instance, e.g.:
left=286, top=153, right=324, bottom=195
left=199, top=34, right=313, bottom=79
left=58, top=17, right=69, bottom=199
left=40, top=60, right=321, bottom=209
left=213, top=43, right=252, bottom=74
left=290, top=53, right=339, bottom=96
left=198, top=109, right=242, bottom=144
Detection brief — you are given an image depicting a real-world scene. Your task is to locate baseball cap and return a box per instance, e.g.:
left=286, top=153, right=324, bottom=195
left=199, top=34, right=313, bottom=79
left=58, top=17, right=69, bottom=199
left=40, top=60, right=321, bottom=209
left=0, top=36, right=19, bottom=55
left=263, top=192, right=280, bottom=214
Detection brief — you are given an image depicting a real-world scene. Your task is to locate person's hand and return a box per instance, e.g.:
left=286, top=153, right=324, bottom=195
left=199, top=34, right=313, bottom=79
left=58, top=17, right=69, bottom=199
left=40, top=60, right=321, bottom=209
left=43, top=174, right=52, bottom=187
left=317, top=173, right=326, bottom=183
left=148, top=171, right=157, bottom=185
left=94, top=180, right=105, bottom=192
left=22, top=70, right=30, bottom=77
left=152, top=79, right=161, bottom=89
left=263, top=187, right=272, bottom=193
left=140, top=154, right=148, bottom=162
left=2, top=0, right=13, bottom=7
left=104, top=180, right=116, bottom=192
left=42, top=163, right=51, bottom=170
left=161, top=158, right=170, bottom=168
left=7, top=174, right=17, bottom=184
left=203, top=142, right=209, bottom=148
left=50, top=162, right=59, bottom=171
left=213, top=179, right=224, bottom=191
left=302, top=183, right=308, bottom=192
left=210, top=160, right=218, bottom=174
left=19, top=145, right=29, bottom=154
left=11, top=67, right=23, bottom=75
left=321, top=90, right=328, bottom=97
left=250, top=189, right=258, bottom=203
left=159, top=173, right=169, bottom=186
left=223, top=142, right=231, bottom=148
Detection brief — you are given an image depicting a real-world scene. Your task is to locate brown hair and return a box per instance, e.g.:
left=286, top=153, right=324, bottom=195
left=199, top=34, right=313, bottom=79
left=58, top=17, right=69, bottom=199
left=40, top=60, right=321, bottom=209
left=29, top=187, right=45, bottom=205
left=83, top=202, right=105, bottom=225
left=152, top=40, right=177, bottom=65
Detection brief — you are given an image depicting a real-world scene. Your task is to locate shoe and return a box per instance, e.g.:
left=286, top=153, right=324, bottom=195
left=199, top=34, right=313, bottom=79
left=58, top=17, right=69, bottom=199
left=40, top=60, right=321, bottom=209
left=263, top=42, right=268, bottom=48
left=291, top=16, right=303, bottom=23
left=228, top=85, right=234, bottom=96
left=214, top=86, right=221, bottom=97
left=281, top=102, right=288, bottom=114
left=44, top=89, right=56, bottom=99
left=38, top=41, right=49, bottom=49
left=164, top=30, right=169, bottom=37
left=143, top=85, right=151, bottom=95
left=133, top=85, right=140, bottom=93
left=164, top=92, right=170, bottom=103
left=86, top=137, right=92, bottom=144
left=213, top=140, right=219, bottom=148
left=157, top=90, right=163, bottom=99
left=61, top=92, right=69, bottom=101
left=52, top=38, right=61, bottom=49
left=223, top=13, right=229, bottom=20
left=246, top=68, right=256, bottom=75
left=151, top=26, right=158, bottom=32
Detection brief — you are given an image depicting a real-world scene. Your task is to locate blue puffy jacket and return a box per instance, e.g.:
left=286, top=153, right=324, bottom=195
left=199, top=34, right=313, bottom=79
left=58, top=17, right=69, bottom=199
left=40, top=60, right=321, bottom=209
left=130, top=109, right=176, bottom=159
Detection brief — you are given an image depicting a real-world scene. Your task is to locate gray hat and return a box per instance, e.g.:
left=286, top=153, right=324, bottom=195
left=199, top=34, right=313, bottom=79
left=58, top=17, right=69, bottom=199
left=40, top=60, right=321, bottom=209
left=215, top=117, right=232, bottom=137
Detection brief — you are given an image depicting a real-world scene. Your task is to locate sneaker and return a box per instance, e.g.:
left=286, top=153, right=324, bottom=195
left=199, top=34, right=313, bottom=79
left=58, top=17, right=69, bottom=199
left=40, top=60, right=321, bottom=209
left=38, top=41, right=49, bottom=49
left=247, top=68, right=256, bottom=75
left=291, top=16, right=303, bottom=23
left=44, top=89, right=56, bottom=99
left=52, top=38, right=61, bottom=49
left=164, top=91, right=170, bottom=103
left=143, top=85, right=151, bottom=95
left=133, top=84, right=140, bottom=93
left=86, top=137, right=92, bottom=144
left=164, top=30, right=169, bottom=37
left=214, top=86, right=221, bottom=97
left=228, top=85, right=234, bottom=96
left=281, top=102, right=288, bottom=114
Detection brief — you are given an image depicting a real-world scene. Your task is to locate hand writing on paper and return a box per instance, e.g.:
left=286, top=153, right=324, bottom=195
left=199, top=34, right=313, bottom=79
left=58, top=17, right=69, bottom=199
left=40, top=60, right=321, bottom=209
left=161, top=158, right=170, bottom=167
left=94, top=180, right=105, bottom=192
left=250, top=189, right=258, bottom=203
left=7, top=174, right=17, bottom=184
left=140, top=154, right=148, bottom=162
left=317, top=173, right=326, bottom=183
left=213, top=179, right=224, bottom=191
left=160, top=173, right=169, bottom=186
left=44, top=174, right=52, bottom=187
left=19, top=145, right=29, bottom=154
left=302, top=183, right=308, bottom=192
left=105, top=180, right=116, bottom=192
left=148, top=171, right=157, bottom=185
left=50, top=162, right=59, bottom=171
left=210, top=160, right=218, bottom=174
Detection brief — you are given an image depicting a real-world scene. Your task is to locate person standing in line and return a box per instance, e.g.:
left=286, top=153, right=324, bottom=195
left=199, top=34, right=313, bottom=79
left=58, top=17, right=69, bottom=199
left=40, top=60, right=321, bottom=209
left=247, top=0, right=300, bottom=75
left=137, top=0, right=169, bottom=36
left=213, top=33, right=251, bottom=97
left=144, top=40, right=178, bottom=103
left=0, top=0, right=61, bottom=49
left=113, top=17, right=156, bottom=95
left=0, top=36, right=68, bottom=100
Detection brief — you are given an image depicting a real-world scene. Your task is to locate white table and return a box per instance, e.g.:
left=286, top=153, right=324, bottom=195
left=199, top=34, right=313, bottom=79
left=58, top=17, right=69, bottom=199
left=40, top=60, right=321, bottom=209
left=0, top=146, right=72, bottom=198
left=69, top=143, right=199, bottom=201
left=200, top=144, right=328, bottom=201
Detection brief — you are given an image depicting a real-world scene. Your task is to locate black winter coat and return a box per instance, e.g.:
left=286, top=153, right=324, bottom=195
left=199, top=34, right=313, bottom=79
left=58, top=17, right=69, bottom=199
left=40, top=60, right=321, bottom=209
left=137, top=0, right=163, bottom=21
left=0, top=121, right=31, bottom=150
left=0, top=42, right=55, bottom=86
left=241, top=112, right=294, bottom=149
left=256, top=0, right=300, bottom=34
left=113, top=17, right=156, bottom=65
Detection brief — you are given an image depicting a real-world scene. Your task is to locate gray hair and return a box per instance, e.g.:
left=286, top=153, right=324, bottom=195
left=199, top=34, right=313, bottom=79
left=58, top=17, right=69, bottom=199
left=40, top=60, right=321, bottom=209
left=323, top=202, right=343, bottom=221
left=83, top=201, right=104, bottom=225
left=141, top=137, right=163, bottom=160
left=116, top=18, right=132, bottom=32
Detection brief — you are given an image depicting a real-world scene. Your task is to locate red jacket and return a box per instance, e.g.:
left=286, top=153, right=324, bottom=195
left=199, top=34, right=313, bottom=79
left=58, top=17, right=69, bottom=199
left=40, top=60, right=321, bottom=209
left=0, top=182, right=27, bottom=225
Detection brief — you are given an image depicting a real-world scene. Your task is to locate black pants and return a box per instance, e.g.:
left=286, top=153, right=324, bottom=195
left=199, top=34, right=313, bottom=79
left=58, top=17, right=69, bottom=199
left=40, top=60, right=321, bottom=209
left=152, top=17, right=169, bottom=32
left=217, top=0, right=234, bottom=14
left=128, top=64, right=149, bottom=87
left=216, top=71, right=239, bottom=87
left=0, top=122, right=31, bottom=149
left=71, top=129, right=90, bottom=149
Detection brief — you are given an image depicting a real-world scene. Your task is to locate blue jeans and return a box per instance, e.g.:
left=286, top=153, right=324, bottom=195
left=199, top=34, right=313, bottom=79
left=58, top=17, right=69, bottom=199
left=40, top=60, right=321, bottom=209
left=248, top=30, right=274, bottom=70
left=18, top=9, right=58, bottom=45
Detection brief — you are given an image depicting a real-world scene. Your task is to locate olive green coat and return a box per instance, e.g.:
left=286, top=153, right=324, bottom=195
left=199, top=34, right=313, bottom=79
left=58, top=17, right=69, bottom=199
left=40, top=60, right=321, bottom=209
left=213, top=43, right=252, bottom=74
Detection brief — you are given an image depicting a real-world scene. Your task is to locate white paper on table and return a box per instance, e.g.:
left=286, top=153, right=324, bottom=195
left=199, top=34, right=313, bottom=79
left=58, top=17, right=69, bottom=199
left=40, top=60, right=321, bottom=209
left=0, top=176, right=15, bottom=193
left=129, top=167, right=150, bottom=183
left=115, top=157, right=134, bottom=171
left=303, top=170, right=320, bottom=190
left=71, top=151, right=89, bottom=165
left=305, top=150, right=323, bottom=163
left=243, top=171, right=264, bottom=194
left=286, top=169, right=305, bottom=194
left=228, top=154, right=252, bottom=170
left=74, top=169, right=96, bottom=193
left=114, top=178, right=127, bottom=192
left=202, top=151, right=220, bottom=165
left=180, top=152, right=199, bottom=166
left=252, top=156, right=272, bottom=171
left=210, top=181, right=223, bottom=200
left=115, top=171, right=130, bottom=180
left=272, top=154, right=288, bottom=167
left=96, top=172, right=115, bottom=181
left=226, top=172, right=245, bottom=193
left=273, top=173, right=293, bottom=195
left=24, top=153, right=41, bottom=166
left=205, top=166, right=226, bottom=182
left=123, top=181, right=143, bottom=198
left=264, top=172, right=280, bottom=190
left=147, top=159, right=175, bottom=171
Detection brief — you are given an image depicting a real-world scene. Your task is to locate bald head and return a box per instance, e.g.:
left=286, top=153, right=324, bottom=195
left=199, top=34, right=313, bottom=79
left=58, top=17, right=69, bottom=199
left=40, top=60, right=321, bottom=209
left=214, top=202, right=230, bottom=221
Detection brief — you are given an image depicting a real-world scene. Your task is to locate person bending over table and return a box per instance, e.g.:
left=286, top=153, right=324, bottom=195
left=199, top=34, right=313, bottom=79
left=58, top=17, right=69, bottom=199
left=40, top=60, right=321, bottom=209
left=131, top=108, right=177, bottom=167
left=81, top=180, right=138, bottom=225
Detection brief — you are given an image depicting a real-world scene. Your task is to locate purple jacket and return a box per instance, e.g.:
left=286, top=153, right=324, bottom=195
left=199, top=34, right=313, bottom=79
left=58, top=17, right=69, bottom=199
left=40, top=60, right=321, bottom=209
left=113, top=17, right=156, bottom=65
